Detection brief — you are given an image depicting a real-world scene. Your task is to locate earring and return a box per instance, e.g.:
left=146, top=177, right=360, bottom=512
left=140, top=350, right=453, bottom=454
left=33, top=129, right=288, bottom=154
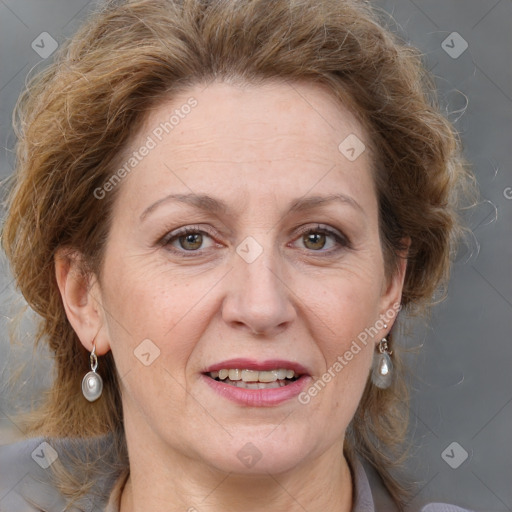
left=371, top=336, right=393, bottom=389
left=81, top=342, right=103, bottom=402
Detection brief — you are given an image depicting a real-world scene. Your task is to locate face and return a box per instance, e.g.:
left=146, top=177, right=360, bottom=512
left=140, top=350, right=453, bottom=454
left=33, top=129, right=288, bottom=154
left=82, top=81, right=405, bottom=476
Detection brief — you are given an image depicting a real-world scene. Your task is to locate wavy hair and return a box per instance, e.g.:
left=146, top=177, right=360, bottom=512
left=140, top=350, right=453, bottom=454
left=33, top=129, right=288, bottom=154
left=1, top=0, right=476, bottom=509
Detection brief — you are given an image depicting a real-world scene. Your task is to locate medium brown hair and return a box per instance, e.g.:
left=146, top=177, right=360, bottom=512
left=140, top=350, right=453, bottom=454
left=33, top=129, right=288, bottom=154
left=2, top=0, right=476, bottom=508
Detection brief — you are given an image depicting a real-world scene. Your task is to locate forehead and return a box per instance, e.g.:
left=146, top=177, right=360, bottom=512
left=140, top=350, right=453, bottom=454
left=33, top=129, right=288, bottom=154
left=112, top=80, right=376, bottom=215
left=144, top=80, right=367, bottom=154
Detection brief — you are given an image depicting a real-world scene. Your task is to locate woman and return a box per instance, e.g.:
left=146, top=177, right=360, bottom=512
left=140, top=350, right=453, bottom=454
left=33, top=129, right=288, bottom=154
left=0, top=0, right=477, bottom=511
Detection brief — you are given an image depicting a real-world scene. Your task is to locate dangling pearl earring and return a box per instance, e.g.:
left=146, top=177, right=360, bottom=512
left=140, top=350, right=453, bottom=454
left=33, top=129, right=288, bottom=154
left=371, top=335, right=393, bottom=389
left=82, top=342, right=103, bottom=402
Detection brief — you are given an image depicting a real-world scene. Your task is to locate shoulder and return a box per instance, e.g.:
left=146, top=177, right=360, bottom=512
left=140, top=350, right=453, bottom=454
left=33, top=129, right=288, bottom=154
left=0, top=436, right=70, bottom=510
left=420, top=505, right=475, bottom=512
left=0, top=435, right=121, bottom=511
left=353, top=455, right=476, bottom=512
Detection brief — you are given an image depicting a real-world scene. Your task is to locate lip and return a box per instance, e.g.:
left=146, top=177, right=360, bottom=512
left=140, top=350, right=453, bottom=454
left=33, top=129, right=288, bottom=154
left=202, top=358, right=312, bottom=407
left=202, top=373, right=312, bottom=407
left=203, top=358, right=310, bottom=375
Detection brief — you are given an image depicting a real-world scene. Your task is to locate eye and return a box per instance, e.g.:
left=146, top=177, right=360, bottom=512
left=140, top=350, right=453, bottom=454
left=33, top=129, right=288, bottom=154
left=159, top=223, right=351, bottom=257
left=161, top=226, right=216, bottom=253
left=293, top=224, right=350, bottom=252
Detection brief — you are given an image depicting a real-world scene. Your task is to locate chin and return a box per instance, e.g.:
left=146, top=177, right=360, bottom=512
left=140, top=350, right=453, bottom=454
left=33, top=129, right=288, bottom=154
left=200, top=433, right=314, bottom=475
left=210, top=451, right=308, bottom=476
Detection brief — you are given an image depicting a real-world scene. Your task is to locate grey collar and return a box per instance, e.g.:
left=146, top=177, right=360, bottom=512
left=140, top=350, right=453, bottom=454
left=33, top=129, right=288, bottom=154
left=351, top=455, right=400, bottom=512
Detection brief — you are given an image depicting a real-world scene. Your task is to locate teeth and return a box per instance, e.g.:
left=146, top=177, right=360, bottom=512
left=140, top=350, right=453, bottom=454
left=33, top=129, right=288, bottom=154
left=276, top=369, right=287, bottom=380
left=241, top=370, right=259, bottom=382
left=258, top=370, right=279, bottom=382
left=228, top=369, right=241, bottom=380
left=209, top=368, right=297, bottom=383
left=234, top=380, right=287, bottom=389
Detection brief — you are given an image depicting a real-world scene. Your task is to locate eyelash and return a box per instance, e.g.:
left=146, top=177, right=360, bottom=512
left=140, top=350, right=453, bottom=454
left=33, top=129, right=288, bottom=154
left=159, top=224, right=352, bottom=257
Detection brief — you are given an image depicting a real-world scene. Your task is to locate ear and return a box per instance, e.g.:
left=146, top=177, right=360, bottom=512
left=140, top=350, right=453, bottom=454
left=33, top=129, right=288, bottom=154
left=54, top=248, right=111, bottom=356
left=377, top=237, right=410, bottom=333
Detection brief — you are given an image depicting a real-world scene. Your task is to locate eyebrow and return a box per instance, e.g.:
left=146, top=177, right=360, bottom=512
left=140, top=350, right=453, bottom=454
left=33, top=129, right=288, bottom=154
left=140, top=192, right=364, bottom=222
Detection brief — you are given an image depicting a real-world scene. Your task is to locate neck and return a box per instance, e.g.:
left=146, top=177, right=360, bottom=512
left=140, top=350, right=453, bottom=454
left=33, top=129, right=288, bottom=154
left=119, top=437, right=353, bottom=512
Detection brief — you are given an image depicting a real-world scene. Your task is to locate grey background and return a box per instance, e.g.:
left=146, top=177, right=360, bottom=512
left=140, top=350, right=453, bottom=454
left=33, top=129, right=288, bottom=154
left=0, top=1, right=511, bottom=511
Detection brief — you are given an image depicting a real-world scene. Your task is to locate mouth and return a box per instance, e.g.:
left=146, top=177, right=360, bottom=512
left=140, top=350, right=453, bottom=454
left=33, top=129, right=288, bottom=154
left=201, top=359, right=311, bottom=406
left=206, top=368, right=301, bottom=389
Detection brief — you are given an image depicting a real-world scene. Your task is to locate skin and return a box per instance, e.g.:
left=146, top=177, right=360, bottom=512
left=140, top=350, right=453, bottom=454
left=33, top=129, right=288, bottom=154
left=56, top=80, right=407, bottom=512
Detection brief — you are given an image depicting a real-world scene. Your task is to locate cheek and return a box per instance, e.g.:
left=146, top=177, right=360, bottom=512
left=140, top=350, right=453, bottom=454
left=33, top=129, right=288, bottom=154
left=306, top=264, right=384, bottom=352
left=295, top=268, right=382, bottom=412
left=99, top=251, right=217, bottom=377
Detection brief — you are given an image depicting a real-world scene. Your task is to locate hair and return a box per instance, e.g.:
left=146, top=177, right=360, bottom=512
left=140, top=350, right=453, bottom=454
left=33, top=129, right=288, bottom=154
left=1, top=0, right=477, bottom=509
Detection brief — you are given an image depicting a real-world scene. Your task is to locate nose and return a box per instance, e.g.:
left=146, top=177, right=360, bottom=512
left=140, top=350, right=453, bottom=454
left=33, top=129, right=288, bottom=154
left=221, top=246, right=296, bottom=337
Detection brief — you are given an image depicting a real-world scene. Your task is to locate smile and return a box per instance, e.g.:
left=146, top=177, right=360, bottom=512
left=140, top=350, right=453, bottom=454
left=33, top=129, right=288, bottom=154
left=208, top=368, right=299, bottom=389
left=202, top=359, right=311, bottom=406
